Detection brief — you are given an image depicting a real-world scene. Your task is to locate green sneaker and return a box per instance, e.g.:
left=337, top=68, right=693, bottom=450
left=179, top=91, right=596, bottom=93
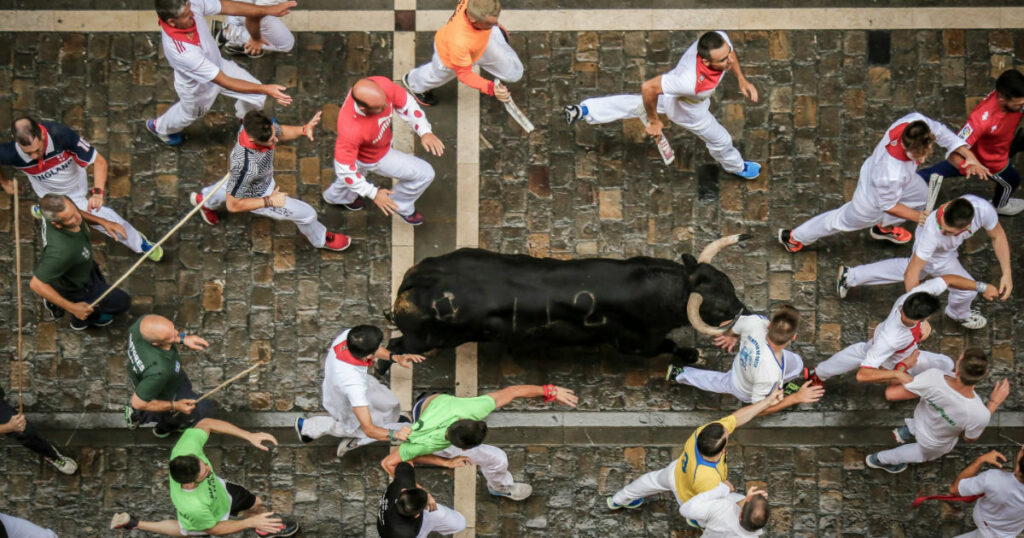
left=31, top=204, right=42, bottom=220
left=124, top=404, right=140, bottom=430
left=140, top=233, right=163, bottom=262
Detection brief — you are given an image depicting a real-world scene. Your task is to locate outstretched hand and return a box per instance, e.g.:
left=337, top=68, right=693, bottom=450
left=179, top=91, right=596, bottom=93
left=247, top=431, right=279, bottom=451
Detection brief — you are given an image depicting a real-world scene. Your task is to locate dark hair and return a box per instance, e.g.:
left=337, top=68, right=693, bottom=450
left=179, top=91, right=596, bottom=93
left=995, top=69, right=1024, bottom=100
left=447, top=419, right=488, bottom=449
left=944, top=198, right=975, bottom=229
left=11, top=116, right=41, bottom=146
left=902, top=292, right=940, bottom=321
left=901, top=120, right=936, bottom=155
left=958, top=348, right=988, bottom=386
left=767, top=305, right=800, bottom=346
left=696, top=31, right=726, bottom=61
left=348, top=325, right=384, bottom=358
left=169, top=455, right=201, bottom=483
left=696, top=422, right=727, bottom=458
left=242, top=110, right=275, bottom=144
left=39, top=193, right=70, bottom=222
left=740, top=494, right=770, bottom=531
left=155, top=0, right=188, bottom=22
left=396, top=488, right=429, bottom=517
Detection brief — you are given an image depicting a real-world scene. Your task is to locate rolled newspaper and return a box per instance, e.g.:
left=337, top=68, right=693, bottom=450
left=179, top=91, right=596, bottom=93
left=638, top=108, right=675, bottom=165
left=495, top=80, right=534, bottom=134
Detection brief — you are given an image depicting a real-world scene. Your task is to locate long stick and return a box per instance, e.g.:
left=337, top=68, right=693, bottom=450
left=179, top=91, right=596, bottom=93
left=494, top=80, right=534, bottom=134
left=171, top=360, right=269, bottom=418
left=926, top=173, right=943, bottom=213
left=13, top=177, right=23, bottom=413
left=89, top=173, right=230, bottom=308
left=999, top=432, right=1024, bottom=447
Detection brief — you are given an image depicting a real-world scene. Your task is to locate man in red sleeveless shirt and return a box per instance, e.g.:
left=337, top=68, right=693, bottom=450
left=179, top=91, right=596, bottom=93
left=323, top=77, right=445, bottom=226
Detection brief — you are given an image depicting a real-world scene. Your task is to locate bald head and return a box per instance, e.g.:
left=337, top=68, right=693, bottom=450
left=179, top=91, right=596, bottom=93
left=139, top=315, right=177, bottom=345
left=352, top=79, right=387, bottom=114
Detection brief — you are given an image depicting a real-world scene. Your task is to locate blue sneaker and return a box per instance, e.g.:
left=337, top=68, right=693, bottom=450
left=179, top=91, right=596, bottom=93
left=31, top=205, right=42, bottom=220
left=892, top=425, right=914, bottom=444
left=865, top=453, right=907, bottom=474
left=606, top=497, right=644, bottom=510
left=139, top=233, right=163, bottom=262
left=146, top=119, right=182, bottom=146
left=732, top=161, right=761, bottom=180
left=294, top=417, right=313, bottom=444
left=686, top=519, right=702, bottom=529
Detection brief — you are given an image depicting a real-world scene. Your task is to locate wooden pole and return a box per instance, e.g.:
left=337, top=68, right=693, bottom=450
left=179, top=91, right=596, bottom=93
left=12, top=177, right=23, bottom=413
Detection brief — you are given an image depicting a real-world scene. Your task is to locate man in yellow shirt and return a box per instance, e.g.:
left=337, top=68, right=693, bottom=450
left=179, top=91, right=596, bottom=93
left=607, top=389, right=783, bottom=516
left=402, top=0, right=519, bottom=106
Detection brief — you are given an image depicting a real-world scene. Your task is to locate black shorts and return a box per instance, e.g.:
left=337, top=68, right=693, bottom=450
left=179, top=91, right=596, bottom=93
left=225, top=482, right=257, bottom=515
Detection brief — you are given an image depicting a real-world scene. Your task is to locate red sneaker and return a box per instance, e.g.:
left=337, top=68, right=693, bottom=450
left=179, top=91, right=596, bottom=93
left=869, top=225, right=912, bottom=244
left=189, top=192, right=219, bottom=226
left=400, top=211, right=425, bottom=226
left=777, top=228, right=803, bottom=253
left=808, top=369, right=824, bottom=387
left=324, top=232, right=351, bottom=251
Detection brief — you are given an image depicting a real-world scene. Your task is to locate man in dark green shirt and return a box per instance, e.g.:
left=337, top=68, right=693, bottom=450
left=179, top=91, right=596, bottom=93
left=28, top=193, right=131, bottom=330
left=125, top=314, right=214, bottom=437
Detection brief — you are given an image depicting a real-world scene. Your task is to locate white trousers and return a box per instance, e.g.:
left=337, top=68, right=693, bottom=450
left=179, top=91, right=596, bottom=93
left=954, top=531, right=986, bottom=538
left=224, top=15, right=295, bottom=53
left=578, top=93, right=744, bottom=173
left=416, top=503, right=467, bottom=538
left=299, top=376, right=403, bottom=448
left=156, top=59, right=266, bottom=135
left=0, top=513, right=58, bottom=538
left=434, top=444, right=515, bottom=492
left=405, top=29, right=524, bottom=92
left=201, top=178, right=327, bottom=248
left=846, top=256, right=977, bottom=321
left=70, top=195, right=146, bottom=253
left=875, top=439, right=955, bottom=466
left=790, top=179, right=928, bottom=245
left=676, top=353, right=805, bottom=403
left=814, top=342, right=955, bottom=381
left=610, top=459, right=686, bottom=515
left=322, top=148, right=434, bottom=217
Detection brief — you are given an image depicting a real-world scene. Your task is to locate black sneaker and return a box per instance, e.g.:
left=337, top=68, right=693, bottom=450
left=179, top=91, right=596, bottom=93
left=836, top=265, right=850, bottom=299
left=43, top=298, right=65, bottom=320
left=665, top=364, right=685, bottom=382
left=70, top=317, right=90, bottom=331
left=401, top=72, right=438, bottom=107
left=777, top=228, right=804, bottom=253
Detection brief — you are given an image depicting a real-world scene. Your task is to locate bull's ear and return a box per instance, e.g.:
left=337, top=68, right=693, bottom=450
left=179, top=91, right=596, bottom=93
left=680, top=253, right=698, bottom=271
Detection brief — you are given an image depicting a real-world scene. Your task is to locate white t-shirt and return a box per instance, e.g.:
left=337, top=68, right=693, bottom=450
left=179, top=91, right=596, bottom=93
left=321, top=329, right=374, bottom=432
left=730, top=315, right=787, bottom=403
left=959, top=469, right=1024, bottom=538
left=862, top=277, right=948, bottom=369
left=913, top=194, right=999, bottom=262
left=904, top=368, right=990, bottom=451
left=660, top=31, right=733, bottom=103
left=851, top=112, right=965, bottom=217
left=680, top=484, right=762, bottom=538
left=160, top=0, right=224, bottom=90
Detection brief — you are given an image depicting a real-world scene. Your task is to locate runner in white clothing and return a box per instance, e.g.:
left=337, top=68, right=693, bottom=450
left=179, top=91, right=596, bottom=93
left=565, top=31, right=762, bottom=179
left=679, top=483, right=770, bottom=537
left=294, top=326, right=425, bottom=458
left=667, top=306, right=823, bottom=414
left=148, top=0, right=295, bottom=146
left=838, top=194, right=1013, bottom=330
left=779, top=112, right=987, bottom=252
left=811, top=276, right=999, bottom=386
left=215, top=0, right=295, bottom=58
left=864, top=349, right=1009, bottom=474
left=950, top=446, right=1024, bottom=538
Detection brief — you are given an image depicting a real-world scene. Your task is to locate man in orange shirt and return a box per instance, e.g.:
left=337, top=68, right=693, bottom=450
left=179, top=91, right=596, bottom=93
left=402, top=0, right=519, bottom=106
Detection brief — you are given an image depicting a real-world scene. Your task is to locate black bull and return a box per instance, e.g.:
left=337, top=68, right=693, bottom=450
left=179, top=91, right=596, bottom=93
left=387, top=235, right=751, bottom=362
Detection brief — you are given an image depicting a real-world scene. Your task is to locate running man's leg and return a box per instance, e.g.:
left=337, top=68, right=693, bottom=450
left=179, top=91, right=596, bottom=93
left=360, top=149, right=435, bottom=217
left=155, top=82, right=220, bottom=135
left=437, top=444, right=515, bottom=492
left=577, top=94, right=645, bottom=125
left=675, top=109, right=745, bottom=173
left=610, top=459, right=677, bottom=505
left=224, top=15, right=295, bottom=53
left=72, top=197, right=145, bottom=253
left=814, top=342, right=869, bottom=381
left=881, top=174, right=927, bottom=228
left=405, top=46, right=458, bottom=93
left=253, top=195, right=328, bottom=248
left=416, top=503, right=467, bottom=538
left=791, top=203, right=879, bottom=246
left=845, top=257, right=910, bottom=288
left=675, top=367, right=747, bottom=401
left=476, top=26, right=524, bottom=83
left=875, top=441, right=951, bottom=466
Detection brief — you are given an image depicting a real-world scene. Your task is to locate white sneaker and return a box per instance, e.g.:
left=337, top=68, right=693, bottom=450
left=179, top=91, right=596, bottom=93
left=956, top=310, right=987, bottom=330
left=997, top=198, right=1024, bottom=216
left=46, top=448, right=78, bottom=475
left=335, top=438, right=360, bottom=458
left=488, top=482, right=532, bottom=501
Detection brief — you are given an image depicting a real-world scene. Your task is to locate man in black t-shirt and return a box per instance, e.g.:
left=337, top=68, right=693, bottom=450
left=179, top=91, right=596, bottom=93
left=377, top=462, right=465, bottom=538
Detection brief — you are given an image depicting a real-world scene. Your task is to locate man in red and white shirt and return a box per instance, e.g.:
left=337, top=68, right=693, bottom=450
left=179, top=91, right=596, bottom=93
left=147, top=0, right=295, bottom=146
left=778, top=113, right=986, bottom=252
left=918, top=69, right=1024, bottom=215
left=565, top=31, right=761, bottom=179
left=324, top=77, right=445, bottom=226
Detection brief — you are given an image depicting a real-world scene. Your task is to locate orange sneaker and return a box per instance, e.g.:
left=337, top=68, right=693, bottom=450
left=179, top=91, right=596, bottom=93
left=869, top=225, right=912, bottom=244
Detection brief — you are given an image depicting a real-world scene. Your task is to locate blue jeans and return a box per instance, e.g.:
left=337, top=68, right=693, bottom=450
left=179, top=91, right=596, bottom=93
left=918, top=160, right=1021, bottom=208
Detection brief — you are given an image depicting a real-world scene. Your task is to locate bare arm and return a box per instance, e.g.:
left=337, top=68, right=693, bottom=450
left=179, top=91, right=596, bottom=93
left=218, top=0, right=295, bottom=18
left=91, top=153, right=108, bottom=192
left=130, top=392, right=196, bottom=414
left=731, top=389, right=783, bottom=427
left=987, top=223, right=1013, bottom=300
left=903, top=255, right=927, bottom=291
left=194, top=417, right=278, bottom=450
left=640, top=76, right=664, bottom=136
left=728, top=49, right=758, bottom=102
left=353, top=405, right=409, bottom=442
left=856, top=367, right=912, bottom=385
left=485, top=385, right=577, bottom=409
left=885, top=383, right=918, bottom=401
left=758, top=382, right=824, bottom=416
left=950, top=450, right=1006, bottom=495
left=883, top=202, right=922, bottom=223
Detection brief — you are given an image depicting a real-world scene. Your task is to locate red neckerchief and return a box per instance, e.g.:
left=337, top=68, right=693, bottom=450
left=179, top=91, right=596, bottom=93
left=695, top=58, right=725, bottom=94
left=159, top=18, right=200, bottom=46
left=885, top=123, right=912, bottom=161
left=238, top=129, right=273, bottom=152
left=897, top=322, right=923, bottom=354
left=934, top=203, right=969, bottom=236
left=908, top=493, right=983, bottom=511
left=333, top=341, right=373, bottom=367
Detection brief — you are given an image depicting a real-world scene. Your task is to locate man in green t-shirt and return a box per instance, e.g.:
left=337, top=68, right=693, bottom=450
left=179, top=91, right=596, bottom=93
left=125, top=314, right=215, bottom=438
left=381, top=384, right=578, bottom=502
left=110, top=417, right=298, bottom=537
left=28, top=193, right=131, bottom=330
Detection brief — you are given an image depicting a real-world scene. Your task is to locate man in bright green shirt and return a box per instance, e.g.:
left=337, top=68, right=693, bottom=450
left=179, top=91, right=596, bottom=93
left=381, top=384, right=578, bottom=502
left=28, top=193, right=131, bottom=330
left=125, top=314, right=215, bottom=438
left=110, top=417, right=298, bottom=537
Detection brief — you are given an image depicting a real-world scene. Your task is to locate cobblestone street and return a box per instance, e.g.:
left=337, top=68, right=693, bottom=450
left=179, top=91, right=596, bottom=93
left=0, top=10, right=1023, bottom=538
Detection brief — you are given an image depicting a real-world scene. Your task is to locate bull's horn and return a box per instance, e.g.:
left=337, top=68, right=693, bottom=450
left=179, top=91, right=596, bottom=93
left=697, top=233, right=751, bottom=264
left=686, top=293, right=730, bottom=336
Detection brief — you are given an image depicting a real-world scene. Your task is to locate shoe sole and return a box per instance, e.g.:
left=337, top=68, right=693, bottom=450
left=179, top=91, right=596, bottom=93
left=488, top=490, right=530, bottom=501
left=869, top=230, right=911, bottom=244
left=70, top=322, right=89, bottom=331
left=146, top=120, right=181, bottom=146
left=401, top=73, right=436, bottom=107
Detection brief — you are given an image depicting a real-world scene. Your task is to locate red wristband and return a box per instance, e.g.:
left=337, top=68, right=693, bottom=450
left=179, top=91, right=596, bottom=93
left=542, top=384, right=557, bottom=403
left=894, top=362, right=909, bottom=373
left=89, top=187, right=103, bottom=196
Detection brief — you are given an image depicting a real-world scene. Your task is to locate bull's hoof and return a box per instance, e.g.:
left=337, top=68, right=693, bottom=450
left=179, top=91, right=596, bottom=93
left=676, top=347, right=703, bottom=366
